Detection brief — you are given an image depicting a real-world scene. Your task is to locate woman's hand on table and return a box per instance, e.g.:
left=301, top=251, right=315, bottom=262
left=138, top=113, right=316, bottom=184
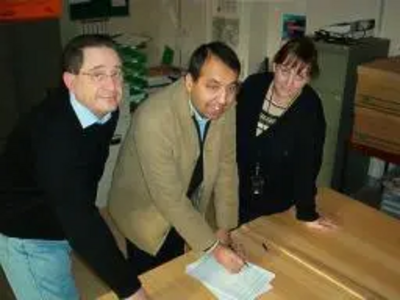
left=303, top=216, right=338, bottom=231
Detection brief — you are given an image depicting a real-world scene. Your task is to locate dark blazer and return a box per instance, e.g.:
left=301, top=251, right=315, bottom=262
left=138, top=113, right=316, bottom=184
left=236, top=72, right=326, bottom=223
left=0, top=87, right=140, bottom=298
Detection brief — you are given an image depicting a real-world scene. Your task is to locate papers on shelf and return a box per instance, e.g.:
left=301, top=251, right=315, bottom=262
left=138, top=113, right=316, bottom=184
left=147, top=75, right=173, bottom=88
left=186, top=253, right=275, bottom=300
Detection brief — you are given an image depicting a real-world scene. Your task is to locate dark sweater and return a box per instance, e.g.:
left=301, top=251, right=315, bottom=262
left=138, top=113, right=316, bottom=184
left=237, top=72, right=326, bottom=223
left=0, top=88, right=140, bottom=298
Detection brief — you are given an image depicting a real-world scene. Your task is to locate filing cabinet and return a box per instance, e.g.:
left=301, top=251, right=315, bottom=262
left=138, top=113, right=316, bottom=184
left=310, top=38, right=390, bottom=192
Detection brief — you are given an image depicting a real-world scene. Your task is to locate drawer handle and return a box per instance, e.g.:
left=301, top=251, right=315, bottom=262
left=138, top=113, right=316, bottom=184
left=354, top=133, right=366, bottom=141
left=360, top=96, right=372, bottom=103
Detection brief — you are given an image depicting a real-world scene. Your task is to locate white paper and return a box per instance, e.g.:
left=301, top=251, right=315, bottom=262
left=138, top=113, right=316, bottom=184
left=186, top=254, right=275, bottom=300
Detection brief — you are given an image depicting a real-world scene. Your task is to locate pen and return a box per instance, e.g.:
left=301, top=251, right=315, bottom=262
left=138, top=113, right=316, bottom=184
left=243, top=259, right=249, bottom=268
left=228, top=243, right=249, bottom=268
left=262, top=242, right=268, bottom=252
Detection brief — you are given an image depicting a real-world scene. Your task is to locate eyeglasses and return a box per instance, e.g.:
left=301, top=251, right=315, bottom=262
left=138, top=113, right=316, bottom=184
left=79, top=70, right=124, bottom=84
left=276, top=65, right=309, bottom=83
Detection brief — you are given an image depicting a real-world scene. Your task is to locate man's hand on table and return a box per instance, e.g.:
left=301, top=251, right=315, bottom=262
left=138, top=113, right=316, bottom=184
left=211, top=242, right=246, bottom=273
left=215, top=228, right=232, bottom=245
left=215, top=228, right=247, bottom=259
left=125, top=287, right=151, bottom=300
left=303, top=216, right=338, bottom=231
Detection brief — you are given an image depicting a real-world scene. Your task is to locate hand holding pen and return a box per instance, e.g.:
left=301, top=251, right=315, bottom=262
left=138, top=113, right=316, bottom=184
left=211, top=242, right=247, bottom=273
left=212, top=229, right=249, bottom=272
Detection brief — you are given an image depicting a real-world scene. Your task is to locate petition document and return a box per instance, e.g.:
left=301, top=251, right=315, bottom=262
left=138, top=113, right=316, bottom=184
left=186, top=253, right=275, bottom=300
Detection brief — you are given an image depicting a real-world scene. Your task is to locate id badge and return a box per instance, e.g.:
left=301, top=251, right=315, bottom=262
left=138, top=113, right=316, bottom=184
left=250, top=162, right=264, bottom=197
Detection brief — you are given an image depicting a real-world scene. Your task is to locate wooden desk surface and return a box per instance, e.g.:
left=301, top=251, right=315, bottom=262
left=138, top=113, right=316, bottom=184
left=73, top=238, right=356, bottom=300
left=71, top=188, right=400, bottom=299
left=140, top=232, right=359, bottom=300
left=246, top=187, right=400, bottom=299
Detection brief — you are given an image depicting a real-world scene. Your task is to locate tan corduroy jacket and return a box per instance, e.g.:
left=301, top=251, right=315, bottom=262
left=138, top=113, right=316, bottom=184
left=108, top=79, right=238, bottom=255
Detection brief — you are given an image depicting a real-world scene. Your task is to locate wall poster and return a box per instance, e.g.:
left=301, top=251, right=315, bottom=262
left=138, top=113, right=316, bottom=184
left=0, top=0, right=61, bottom=21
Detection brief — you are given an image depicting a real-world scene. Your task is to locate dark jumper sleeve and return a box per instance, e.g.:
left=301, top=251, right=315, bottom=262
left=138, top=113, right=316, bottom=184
left=293, top=93, right=326, bottom=221
left=33, top=126, right=141, bottom=298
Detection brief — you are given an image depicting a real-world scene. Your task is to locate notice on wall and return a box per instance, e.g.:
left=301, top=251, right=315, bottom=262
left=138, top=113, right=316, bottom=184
left=0, top=0, right=61, bottom=21
left=281, top=14, right=306, bottom=42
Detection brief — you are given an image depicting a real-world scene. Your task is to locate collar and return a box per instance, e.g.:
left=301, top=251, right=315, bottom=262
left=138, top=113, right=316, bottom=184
left=69, top=92, right=111, bottom=129
left=188, top=99, right=209, bottom=124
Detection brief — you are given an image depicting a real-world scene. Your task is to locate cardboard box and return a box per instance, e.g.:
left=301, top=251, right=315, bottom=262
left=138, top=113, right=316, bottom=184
left=353, top=57, right=400, bottom=154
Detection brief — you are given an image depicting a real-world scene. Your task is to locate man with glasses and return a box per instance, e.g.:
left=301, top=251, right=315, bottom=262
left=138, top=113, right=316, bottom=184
left=109, top=42, right=246, bottom=275
left=0, top=34, right=148, bottom=300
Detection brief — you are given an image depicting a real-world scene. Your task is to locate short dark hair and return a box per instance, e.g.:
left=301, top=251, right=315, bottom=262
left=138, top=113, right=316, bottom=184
left=273, top=36, right=319, bottom=79
left=187, top=41, right=241, bottom=81
left=62, top=34, right=118, bottom=74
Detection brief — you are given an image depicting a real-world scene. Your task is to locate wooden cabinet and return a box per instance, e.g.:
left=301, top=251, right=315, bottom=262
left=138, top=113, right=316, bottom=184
left=310, top=38, right=390, bottom=192
left=353, top=57, right=400, bottom=155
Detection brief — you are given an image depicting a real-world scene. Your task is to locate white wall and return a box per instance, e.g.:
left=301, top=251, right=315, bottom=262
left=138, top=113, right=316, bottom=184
left=108, top=0, right=208, bottom=67
left=59, top=0, right=80, bottom=46
left=245, top=2, right=270, bottom=74
left=262, top=0, right=391, bottom=60
left=263, top=1, right=307, bottom=63
left=305, top=0, right=379, bottom=33
left=109, top=0, right=179, bottom=65
left=59, top=0, right=199, bottom=66
left=59, top=0, right=400, bottom=66
left=381, top=0, right=400, bottom=55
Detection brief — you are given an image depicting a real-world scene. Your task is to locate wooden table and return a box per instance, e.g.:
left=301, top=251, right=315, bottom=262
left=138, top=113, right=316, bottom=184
left=245, top=188, right=400, bottom=299
left=61, top=188, right=400, bottom=299
left=73, top=237, right=360, bottom=300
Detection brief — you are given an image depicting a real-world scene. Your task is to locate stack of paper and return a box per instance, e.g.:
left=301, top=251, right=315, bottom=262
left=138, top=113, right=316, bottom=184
left=186, top=254, right=275, bottom=300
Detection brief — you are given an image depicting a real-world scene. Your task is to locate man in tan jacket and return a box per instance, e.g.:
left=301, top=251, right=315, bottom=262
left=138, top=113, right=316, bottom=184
left=108, top=42, right=245, bottom=274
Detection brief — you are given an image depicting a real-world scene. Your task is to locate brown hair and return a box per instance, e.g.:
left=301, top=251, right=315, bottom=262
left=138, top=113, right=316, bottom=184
left=187, top=41, right=241, bottom=81
left=273, top=37, right=319, bottom=79
left=62, top=34, right=118, bottom=74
